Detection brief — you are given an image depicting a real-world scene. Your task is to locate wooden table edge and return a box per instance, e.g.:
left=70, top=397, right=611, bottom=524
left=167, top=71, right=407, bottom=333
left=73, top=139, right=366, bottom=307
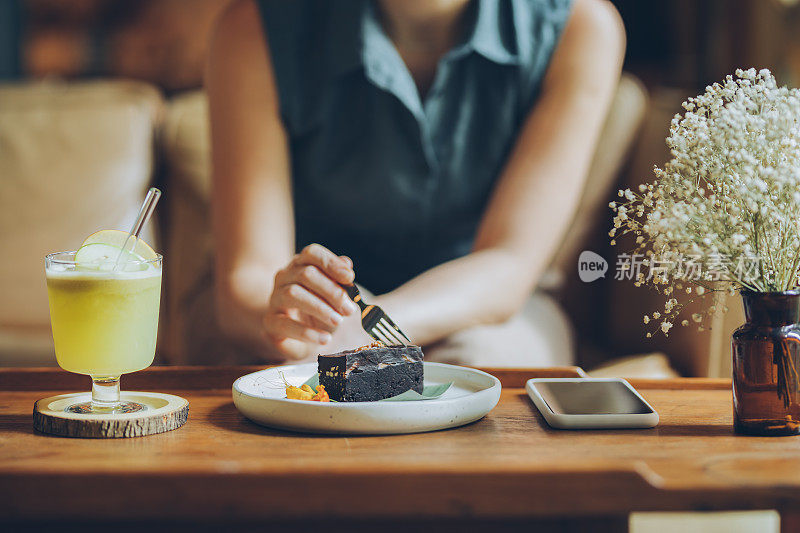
left=0, top=365, right=730, bottom=391
left=2, top=468, right=796, bottom=522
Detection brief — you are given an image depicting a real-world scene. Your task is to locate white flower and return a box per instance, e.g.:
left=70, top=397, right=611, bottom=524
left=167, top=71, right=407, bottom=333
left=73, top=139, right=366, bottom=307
left=609, top=68, right=800, bottom=334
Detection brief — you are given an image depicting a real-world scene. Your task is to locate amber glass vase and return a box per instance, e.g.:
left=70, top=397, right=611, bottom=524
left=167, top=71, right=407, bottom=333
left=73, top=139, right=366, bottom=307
left=732, top=291, right=800, bottom=436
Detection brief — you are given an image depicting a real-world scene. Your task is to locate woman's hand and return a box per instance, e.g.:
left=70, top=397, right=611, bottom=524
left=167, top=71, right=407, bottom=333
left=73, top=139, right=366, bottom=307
left=263, top=244, right=358, bottom=359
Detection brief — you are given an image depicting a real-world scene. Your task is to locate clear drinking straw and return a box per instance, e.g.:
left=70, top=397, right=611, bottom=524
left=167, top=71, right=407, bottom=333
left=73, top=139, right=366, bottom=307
left=113, top=187, right=162, bottom=270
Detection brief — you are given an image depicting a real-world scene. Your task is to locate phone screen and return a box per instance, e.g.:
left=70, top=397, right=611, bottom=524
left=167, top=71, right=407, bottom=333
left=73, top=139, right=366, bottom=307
left=535, top=381, right=653, bottom=415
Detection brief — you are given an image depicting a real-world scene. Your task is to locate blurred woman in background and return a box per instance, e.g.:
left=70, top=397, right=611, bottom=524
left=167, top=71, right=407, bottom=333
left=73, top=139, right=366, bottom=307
left=206, top=0, right=624, bottom=365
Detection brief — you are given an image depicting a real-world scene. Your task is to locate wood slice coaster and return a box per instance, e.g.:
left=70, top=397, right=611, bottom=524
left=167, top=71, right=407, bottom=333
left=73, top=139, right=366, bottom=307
left=33, top=391, right=189, bottom=438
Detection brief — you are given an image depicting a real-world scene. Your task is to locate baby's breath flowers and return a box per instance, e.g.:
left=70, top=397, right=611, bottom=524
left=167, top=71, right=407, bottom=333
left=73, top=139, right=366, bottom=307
left=611, top=68, right=800, bottom=335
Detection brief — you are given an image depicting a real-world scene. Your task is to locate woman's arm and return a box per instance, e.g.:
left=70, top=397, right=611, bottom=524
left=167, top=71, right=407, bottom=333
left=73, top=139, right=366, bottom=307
left=207, top=0, right=356, bottom=360
left=374, top=0, right=626, bottom=346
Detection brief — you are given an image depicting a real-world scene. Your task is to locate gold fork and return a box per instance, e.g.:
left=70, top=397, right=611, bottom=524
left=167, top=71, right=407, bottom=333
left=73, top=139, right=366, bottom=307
left=344, top=284, right=411, bottom=346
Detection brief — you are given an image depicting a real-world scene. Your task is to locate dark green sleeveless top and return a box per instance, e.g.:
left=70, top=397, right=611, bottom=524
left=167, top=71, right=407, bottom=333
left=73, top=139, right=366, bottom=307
left=256, top=0, right=572, bottom=294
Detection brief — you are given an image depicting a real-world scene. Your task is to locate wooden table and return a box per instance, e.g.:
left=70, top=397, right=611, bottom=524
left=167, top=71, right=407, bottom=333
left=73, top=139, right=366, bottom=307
left=2, top=366, right=800, bottom=532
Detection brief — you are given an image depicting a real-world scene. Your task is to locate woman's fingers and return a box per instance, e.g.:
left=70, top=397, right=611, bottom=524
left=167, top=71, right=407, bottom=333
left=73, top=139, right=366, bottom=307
left=271, top=283, right=343, bottom=331
left=263, top=244, right=357, bottom=358
left=302, top=312, right=334, bottom=336
left=264, top=312, right=332, bottom=345
left=270, top=337, right=313, bottom=361
left=274, top=247, right=356, bottom=316
left=294, top=244, right=355, bottom=285
left=293, top=264, right=354, bottom=316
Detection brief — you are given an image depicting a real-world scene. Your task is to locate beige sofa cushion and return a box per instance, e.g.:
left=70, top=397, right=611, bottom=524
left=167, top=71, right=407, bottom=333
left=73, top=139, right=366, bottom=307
left=160, top=90, right=213, bottom=362
left=0, top=80, right=162, bottom=364
left=162, top=90, right=212, bottom=199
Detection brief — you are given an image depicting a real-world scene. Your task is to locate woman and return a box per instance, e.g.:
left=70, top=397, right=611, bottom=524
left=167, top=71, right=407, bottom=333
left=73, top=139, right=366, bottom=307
left=206, top=0, right=624, bottom=364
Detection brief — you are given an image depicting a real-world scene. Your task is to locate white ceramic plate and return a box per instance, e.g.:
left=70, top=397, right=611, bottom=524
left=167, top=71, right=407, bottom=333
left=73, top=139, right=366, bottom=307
left=232, top=362, right=501, bottom=435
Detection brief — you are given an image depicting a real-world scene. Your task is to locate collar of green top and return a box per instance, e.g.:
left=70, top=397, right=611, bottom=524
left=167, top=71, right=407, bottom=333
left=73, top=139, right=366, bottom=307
left=325, top=0, right=522, bottom=82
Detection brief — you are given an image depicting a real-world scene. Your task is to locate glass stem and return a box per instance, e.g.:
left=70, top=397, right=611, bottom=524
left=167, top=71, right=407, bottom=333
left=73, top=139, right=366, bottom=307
left=91, top=376, right=121, bottom=410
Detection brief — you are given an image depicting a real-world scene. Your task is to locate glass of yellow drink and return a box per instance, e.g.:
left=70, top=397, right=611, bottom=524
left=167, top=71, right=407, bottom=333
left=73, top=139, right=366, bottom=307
left=45, top=250, right=162, bottom=414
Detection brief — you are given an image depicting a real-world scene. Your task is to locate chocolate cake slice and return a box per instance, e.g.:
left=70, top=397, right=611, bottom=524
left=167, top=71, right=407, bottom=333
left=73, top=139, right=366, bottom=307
left=318, top=344, right=424, bottom=402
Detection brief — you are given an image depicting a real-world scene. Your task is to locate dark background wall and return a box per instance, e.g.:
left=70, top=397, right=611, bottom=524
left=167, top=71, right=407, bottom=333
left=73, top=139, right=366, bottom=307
left=0, top=0, right=22, bottom=79
left=2, top=0, right=799, bottom=92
